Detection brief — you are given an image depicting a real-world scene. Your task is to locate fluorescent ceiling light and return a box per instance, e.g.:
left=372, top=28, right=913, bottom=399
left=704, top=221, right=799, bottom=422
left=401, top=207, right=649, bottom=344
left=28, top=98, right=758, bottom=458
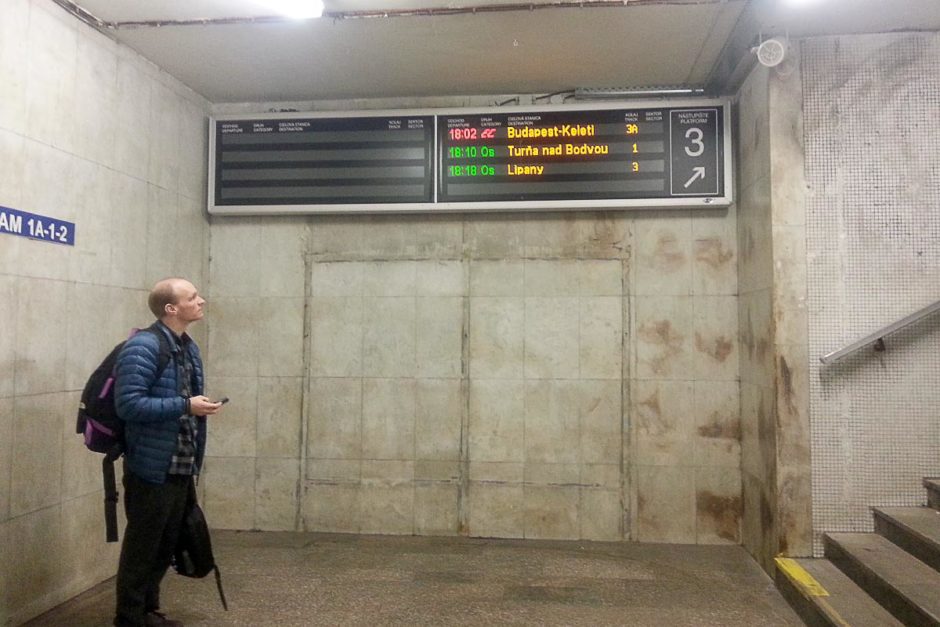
left=253, top=0, right=324, bottom=19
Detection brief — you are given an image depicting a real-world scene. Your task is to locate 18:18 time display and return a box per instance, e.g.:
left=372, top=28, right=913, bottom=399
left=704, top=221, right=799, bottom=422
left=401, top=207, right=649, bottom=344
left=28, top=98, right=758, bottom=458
left=448, top=165, right=495, bottom=176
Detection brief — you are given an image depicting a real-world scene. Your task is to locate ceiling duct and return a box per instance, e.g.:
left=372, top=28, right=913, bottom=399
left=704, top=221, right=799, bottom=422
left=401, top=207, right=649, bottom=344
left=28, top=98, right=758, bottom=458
left=574, top=86, right=707, bottom=99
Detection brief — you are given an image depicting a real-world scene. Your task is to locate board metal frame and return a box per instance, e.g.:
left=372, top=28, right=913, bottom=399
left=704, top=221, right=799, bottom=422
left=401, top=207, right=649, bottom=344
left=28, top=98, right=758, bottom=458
left=208, top=98, right=733, bottom=215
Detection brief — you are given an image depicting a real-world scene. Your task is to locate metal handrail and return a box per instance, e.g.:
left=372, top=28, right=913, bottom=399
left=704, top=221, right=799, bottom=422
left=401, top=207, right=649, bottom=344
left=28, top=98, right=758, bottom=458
left=820, top=299, right=940, bottom=364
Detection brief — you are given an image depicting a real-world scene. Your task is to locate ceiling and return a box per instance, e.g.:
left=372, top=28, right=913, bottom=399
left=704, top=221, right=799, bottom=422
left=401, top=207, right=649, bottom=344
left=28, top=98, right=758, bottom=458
left=57, top=0, right=940, bottom=103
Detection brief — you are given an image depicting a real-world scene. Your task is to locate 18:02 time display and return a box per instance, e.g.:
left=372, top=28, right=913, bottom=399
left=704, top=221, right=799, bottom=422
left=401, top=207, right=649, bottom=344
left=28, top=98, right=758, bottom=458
left=449, top=128, right=496, bottom=140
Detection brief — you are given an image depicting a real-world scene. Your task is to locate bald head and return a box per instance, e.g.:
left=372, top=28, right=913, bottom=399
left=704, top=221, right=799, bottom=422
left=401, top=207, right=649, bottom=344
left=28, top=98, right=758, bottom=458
left=148, top=277, right=206, bottom=333
left=149, top=278, right=180, bottom=319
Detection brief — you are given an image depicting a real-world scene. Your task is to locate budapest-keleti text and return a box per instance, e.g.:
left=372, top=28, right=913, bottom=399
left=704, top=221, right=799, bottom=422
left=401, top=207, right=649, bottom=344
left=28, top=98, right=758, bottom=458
left=506, top=124, right=596, bottom=139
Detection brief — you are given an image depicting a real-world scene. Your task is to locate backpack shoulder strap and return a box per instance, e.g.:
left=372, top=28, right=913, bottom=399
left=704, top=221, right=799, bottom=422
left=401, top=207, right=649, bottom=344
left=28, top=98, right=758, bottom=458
left=103, top=455, right=120, bottom=542
left=141, top=323, right=174, bottom=377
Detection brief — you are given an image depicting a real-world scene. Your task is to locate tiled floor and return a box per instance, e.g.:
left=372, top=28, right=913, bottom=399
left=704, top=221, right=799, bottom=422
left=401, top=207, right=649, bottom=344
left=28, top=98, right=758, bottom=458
left=24, top=531, right=801, bottom=626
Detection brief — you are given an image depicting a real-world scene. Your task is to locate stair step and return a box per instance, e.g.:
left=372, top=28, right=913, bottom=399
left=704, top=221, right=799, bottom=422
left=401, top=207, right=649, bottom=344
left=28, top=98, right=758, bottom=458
left=775, top=557, right=904, bottom=626
left=874, top=507, right=940, bottom=573
left=825, top=532, right=940, bottom=625
left=926, top=478, right=940, bottom=511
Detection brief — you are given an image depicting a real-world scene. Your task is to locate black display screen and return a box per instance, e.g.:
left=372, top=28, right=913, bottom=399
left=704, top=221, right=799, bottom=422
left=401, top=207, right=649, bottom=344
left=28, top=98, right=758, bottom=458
left=209, top=102, right=729, bottom=213
left=214, top=116, right=434, bottom=205
left=438, top=106, right=722, bottom=202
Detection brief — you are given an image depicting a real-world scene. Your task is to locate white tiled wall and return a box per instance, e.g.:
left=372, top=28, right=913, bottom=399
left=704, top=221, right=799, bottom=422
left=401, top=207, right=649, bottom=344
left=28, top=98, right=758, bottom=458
left=803, top=33, right=940, bottom=554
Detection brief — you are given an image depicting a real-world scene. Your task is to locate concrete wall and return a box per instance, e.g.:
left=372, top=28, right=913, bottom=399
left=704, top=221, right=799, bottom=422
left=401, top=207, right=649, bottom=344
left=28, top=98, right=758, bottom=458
left=203, top=101, right=742, bottom=542
left=5, top=0, right=937, bottom=619
left=767, top=51, right=813, bottom=563
left=736, top=64, right=777, bottom=571
left=25, top=1, right=940, bottom=622
left=0, top=0, right=210, bottom=623
left=736, top=52, right=813, bottom=572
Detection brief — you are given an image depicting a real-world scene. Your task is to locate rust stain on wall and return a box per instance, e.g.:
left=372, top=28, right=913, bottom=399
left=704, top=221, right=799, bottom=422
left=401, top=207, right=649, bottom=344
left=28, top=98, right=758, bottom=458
left=777, top=355, right=797, bottom=416
left=777, top=475, right=810, bottom=557
left=695, top=332, right=733, bottom=362
left=638, top=389, right=667, bottom=436
left=742, top=310, right=755, bottom=359
left=638, top=389, right=662, bottom=417
left=698, top=414, right=741, bottom=439
left=653, top=233, right=686, bottom=272
left=758, top=405, right=776, bottom=468
left=752, top=119, right=762, bottom=159
left=639, top=320, right=684, bottom=375
left=756, top=337, right=770, bottom=363
left=697, top=491, right=742, bottom=541
left=639, top=320, right=683, bottom=350
left=695, top=237, right=734, bottom=269
left=760, top=492, right=774, bottom=530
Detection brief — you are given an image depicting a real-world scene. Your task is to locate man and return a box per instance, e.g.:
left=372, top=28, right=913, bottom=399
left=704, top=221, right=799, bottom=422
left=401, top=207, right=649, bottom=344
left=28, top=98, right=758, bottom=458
left=112, top=278, right=224, bottom=627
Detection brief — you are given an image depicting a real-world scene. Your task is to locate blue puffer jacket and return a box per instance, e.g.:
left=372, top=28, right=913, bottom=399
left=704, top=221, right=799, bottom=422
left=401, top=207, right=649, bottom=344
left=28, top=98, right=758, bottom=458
left=114, top=322, right=207, bottom=484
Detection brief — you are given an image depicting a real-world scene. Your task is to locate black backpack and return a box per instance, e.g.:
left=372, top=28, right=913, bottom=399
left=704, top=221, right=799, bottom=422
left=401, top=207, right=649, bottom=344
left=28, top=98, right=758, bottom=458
left=173, top=481, right=229, bottom=610
left=76, top=324, right=172, bottom=542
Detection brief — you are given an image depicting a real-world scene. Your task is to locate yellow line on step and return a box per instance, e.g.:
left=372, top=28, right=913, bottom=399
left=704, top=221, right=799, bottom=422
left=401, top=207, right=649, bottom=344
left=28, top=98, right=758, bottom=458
left=776, top=558, right=852, bottom=627
left=776, top=558, right=829, bottom=596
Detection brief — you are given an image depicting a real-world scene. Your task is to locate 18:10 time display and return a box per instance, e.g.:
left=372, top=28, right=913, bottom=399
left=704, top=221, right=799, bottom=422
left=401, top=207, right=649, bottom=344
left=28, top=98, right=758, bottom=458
left=448, top=146, right=495, bottom=158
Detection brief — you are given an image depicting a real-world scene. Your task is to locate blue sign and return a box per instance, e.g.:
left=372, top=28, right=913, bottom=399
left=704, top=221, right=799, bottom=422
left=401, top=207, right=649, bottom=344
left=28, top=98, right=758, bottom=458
left=0, top=206, right=75, bottom=246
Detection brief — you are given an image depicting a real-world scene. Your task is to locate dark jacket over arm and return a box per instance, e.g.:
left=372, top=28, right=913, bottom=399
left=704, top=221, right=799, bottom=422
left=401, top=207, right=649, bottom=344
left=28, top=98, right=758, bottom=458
left=114, top=323, right=206, bottom=484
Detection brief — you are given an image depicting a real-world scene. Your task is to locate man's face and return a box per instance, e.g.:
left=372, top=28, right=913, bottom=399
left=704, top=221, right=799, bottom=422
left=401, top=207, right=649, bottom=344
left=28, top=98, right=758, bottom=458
left=170, top=280, right=205, bottom=323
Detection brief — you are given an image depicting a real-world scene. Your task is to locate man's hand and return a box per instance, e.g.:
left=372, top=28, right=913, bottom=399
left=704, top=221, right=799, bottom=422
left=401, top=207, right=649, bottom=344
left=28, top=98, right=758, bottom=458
left=189, top=395, right=224, bottom=416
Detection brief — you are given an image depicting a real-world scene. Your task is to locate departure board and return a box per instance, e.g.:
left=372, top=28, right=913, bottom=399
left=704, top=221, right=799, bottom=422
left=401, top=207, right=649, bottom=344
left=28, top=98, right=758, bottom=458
left=208, top=101, right=731, bottom=214
left=438, top=107, right=722, bottom=202
left=212, top=115, right=434, bottom=206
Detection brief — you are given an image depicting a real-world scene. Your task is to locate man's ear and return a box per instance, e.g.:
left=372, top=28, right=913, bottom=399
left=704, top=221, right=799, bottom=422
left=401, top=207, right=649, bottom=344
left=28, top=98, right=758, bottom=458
left=165, top=303, right=177, bottom=316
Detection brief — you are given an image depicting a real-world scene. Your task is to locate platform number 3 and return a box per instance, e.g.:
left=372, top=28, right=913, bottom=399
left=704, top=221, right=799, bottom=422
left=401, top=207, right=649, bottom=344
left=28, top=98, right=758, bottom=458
left=685, top=127, right=705, bottom=157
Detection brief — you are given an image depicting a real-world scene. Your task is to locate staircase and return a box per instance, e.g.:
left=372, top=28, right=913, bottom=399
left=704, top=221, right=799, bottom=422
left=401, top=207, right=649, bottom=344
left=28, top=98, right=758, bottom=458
left=776, top=478, right=940, bottom=626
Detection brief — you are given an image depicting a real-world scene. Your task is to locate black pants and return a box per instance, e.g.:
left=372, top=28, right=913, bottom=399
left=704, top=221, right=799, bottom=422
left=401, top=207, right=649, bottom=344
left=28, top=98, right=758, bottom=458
left=114, top=471, right=191, bottom=627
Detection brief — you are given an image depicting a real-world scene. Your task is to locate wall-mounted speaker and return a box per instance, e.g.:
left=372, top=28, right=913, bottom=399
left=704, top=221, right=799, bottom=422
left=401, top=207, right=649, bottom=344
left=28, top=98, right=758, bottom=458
left=756, top=38, right=787, bottom=67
